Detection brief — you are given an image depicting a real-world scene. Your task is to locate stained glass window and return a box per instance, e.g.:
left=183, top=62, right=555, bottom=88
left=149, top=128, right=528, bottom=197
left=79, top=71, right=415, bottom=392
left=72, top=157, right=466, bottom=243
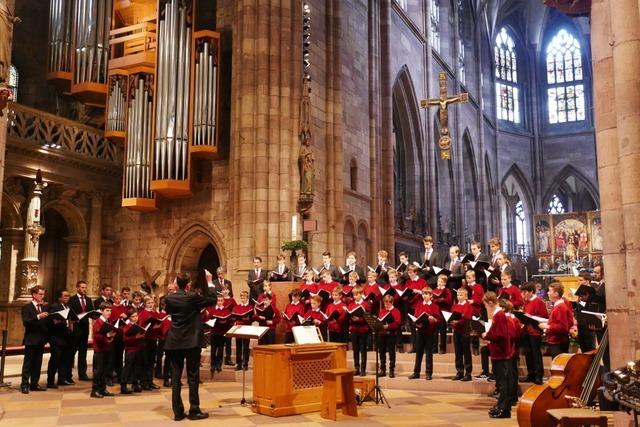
left=458, top=0, right=465, bottom=85
left=494, top=28, right=520, bottom=123
left=397, top=0, right=408, bottom=9
left=547, top=194, right=566, bottom=214
left=546, top=29, right=585, bottom=124
left=8, top=64, right=18, bottom=102
left=430, top=0, right=440, bottom=53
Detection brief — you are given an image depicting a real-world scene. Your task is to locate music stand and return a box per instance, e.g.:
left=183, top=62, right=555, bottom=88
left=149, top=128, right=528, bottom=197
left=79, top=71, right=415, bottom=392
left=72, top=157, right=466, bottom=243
left=362, top=313, right=391, bottom=408
left=225, top=325, right=269, bottom=405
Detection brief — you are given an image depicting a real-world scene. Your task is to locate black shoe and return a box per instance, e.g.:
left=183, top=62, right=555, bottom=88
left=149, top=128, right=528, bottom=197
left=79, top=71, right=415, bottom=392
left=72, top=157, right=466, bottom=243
left=235, top=365, right=242, bottom=371
left=224, top=359, right=234, bottom=366
left=425, top=374, right=432, bottom=380
left=488, top=390, right=499, bottom=399
left=488, top=405, right=499, bottom=415
left=519, top=376, right=534, bottom=383
left=90, top=391, right=104, bottom=398
left=121, top=385, right=133, bottom=394
left=174, top=413, right=186, bottom=421
left=389, top=370, right=395, bottom=378
left=490, top=409, right=511, bottom=418
left=452, top=374, right=463, bottom=381
left=487, top=375, right=495, bottom=382
left=216, top=366, right=222, bottom=373
left=58, top=380, right=74, bottom=386
left=187, top=412, right=209, bottom=421
left=65, top=379, right=76, bottom=385
left=133, top=385, right=143, bottom=393
left=438, top=349, right=446, bottom=354
left=142, top=385, right=152, bottom=391
left=472, top=348, right=480, bottom=356
left=163, top=380, right=171, bottom=387
left=101, top=390, right=114, bottom=397
left=30, top=384, right=46, bottom=391
left=46, top=383, right=58, bottom=389
left=377, top=369, right=386, bottom=377
left=461, top=375, right=472, bottom=382
left=534, top=378, right=543, bottom=385
left=475, top=373, right=489, bottom=379
left=360, top=369, right=367, bottom=377
left=20, top=385, right=29, bottom=394
left=79, top=374, right=91, bottom=381
left=154, top=370, right=163, bottom=379
left=408, top=373, right=420, bottom=379
left=149, top=383, right=160, bottom=389
left=243, top=366, right=248, bottom=371
left=106, top=379, right=113, bottom=387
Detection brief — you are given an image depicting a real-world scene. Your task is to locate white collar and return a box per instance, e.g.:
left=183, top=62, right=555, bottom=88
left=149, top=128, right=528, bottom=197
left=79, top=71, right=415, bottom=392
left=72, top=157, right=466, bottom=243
left=424, top=300, right=432, bottom=305
left=553, top=299, right=564, bottom=307
left=492, top=306, right=502, bottom=316
left=529, top=295, right=537, bottom=301
left=99, top=315, right=108, bottom=322
left=459, top=300, right=467, bottom=305
left=291, top=301, right=300, bottom=305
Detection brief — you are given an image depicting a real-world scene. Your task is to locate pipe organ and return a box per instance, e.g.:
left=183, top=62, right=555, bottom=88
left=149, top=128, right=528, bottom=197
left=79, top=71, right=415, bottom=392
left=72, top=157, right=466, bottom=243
left=47, top=0, right=73, bottom=90
left=47, top=0, right=222, bottom=210
left=70, top=0, right=112, bottom=105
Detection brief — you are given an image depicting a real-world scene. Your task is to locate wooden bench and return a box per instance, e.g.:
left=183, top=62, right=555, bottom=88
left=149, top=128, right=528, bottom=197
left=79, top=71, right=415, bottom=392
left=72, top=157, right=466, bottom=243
left=321, top=368, right=358, bottom=421
left=547, top=408, right=614, bottom=427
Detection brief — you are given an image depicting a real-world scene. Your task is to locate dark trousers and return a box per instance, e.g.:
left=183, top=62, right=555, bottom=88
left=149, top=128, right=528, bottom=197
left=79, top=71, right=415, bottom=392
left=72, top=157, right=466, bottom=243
left=210, top=334, right=225, bottom=368
left=122, top=349, right=143, bottom=385
left=453, top=332, right=472, bottom=376
left=73, top=330, right=89, bottom=377
left=522, top=334, right=543, bottom=380
left=351, top=331, right=368, bottom=371
left=155, top=340, right=165, bottom=377
left=436, top=322, right=447, bottom=352
left=494, top=359, right=514, bottom=412
left=285, top=332, right=294, bottom=344
left=142, top=339, right=158, bottom=385
left=258, top=329, right=275, bottom=345
left=378, top=334, right=396, bottom=370
left=21, top=344, right=44, bottom=387
left=111, top=337, right=124, bottom=380
left=578, top=326, right=596, bottom=353
left=167, top=348, right=201, bottom=417
left=224, top=337, right=232, bottom=361
left=235, top=338, right=250, bottom=367
left=548, top=341, right=569, bottom=359
left=329, top=331, right=348, bottom=343
left=413, top=332, right=435, bottom=375
left=481, top=346, right=491, bottom=375
left=47, top=343, right=68, bottom=384
left=92, top=350, right=110, bottom=392
left=511, top=355, right=519, bottom=401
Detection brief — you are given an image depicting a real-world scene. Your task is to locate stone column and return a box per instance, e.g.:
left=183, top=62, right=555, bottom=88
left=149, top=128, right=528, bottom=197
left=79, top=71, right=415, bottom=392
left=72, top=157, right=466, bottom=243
left=17, top=175, right=46, bottom=301
left=229, top=0, right=302, bottom=273
left=0, top=228, right=22, bottom=303
left=0, top=0, right=15, bottom=221
left=86, top=194, right=102, bottom=297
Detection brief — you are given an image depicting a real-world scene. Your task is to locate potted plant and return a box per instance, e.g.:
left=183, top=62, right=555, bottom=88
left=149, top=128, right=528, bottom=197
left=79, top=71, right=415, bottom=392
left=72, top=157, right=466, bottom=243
left=281, top=240, right=308, bottom=265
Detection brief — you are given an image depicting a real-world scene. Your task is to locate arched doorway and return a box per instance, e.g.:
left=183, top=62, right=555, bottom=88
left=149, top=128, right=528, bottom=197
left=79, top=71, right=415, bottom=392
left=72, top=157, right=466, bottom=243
left=40, top=209, right=69, bottom=300
left=194, top=243, right=221, bottom=292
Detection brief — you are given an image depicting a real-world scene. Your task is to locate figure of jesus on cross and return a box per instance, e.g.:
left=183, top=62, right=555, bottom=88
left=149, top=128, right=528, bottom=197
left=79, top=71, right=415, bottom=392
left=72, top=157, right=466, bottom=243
left=420, top=72, right=469, bottom=160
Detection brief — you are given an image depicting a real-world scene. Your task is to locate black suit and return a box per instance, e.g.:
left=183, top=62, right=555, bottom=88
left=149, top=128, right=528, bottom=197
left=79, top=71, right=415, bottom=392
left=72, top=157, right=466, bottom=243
left=47, top=302, right=73, bottom=385
left=270, top=265, right=291, bottom=282
left=421, top=250, right=442, bottom=286
left=207, top=278, right=233, bottom=298
left=445, top=259, right=464, bottom=290
left=317, top=264, right=340, bottom=281
left=247, top=269, right=268, bottom=301
left=340, top=265, right=366, bottom=284
left=69, top=294, right=94, bottom=378
left=93, top=296, right=112, bottom=309
left=164, top=289, right=216, bottom=417
left=21, top=302, right=49, bottom=388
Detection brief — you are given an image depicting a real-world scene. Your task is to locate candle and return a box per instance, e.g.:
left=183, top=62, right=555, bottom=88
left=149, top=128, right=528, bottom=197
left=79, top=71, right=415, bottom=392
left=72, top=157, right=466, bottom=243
left=588, top=253, right=592, bottom=265
left=291, top=215, right=297, bottom=240
left=538, top=258, right=542, bottom=269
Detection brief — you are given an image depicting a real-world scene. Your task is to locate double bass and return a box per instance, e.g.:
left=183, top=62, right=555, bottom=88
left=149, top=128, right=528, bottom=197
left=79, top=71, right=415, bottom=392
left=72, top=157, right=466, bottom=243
left=517, top=329, right=609, bottom=427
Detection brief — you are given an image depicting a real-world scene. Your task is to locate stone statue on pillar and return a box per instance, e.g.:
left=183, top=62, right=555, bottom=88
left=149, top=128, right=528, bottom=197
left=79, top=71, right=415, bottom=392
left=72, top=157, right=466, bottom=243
left=297, top=77, right=314, bottom=214
left=17, top=170, right=47, bottom=300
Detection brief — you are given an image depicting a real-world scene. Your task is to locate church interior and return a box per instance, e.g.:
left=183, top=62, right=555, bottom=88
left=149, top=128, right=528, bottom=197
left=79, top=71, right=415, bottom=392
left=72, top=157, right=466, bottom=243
left=0, top=0, right=638, bottom=425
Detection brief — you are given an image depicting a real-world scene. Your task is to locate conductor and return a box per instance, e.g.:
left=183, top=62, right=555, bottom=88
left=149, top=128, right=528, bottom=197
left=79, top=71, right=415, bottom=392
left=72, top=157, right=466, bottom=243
left=164, top=273, right=216, bottom=421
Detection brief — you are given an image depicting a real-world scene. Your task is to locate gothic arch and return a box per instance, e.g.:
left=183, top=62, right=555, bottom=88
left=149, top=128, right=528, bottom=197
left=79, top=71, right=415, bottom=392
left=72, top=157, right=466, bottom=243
left=343, top=217, right=357, bottom=253
left=41, top=199, right=87, bottom=239
left=356, top=220, right=370, bottom=265
left=1, top=191, right=23, bottom=229
left=164, top=220, right=226, bottom=278
left=543, top=165, right=599, bottom=211
left=462, top=130, right=480, bottom=240
left=393, top=65, right=426, bottom=235
left=501, top=164, right=534, bottom=254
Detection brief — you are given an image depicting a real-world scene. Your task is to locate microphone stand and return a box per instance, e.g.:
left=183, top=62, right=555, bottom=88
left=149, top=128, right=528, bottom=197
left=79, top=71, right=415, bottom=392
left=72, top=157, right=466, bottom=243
left=362, top=313, right=391, bottom=408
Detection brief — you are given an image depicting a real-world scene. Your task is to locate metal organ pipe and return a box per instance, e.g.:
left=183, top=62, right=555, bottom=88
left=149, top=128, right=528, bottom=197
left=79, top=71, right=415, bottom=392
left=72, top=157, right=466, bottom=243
left=125, top=74, right=154, bottom=199
left=72, top=0, right=111, bottom=85
left=107, top=76, right=125, bottom=132
left=153, top=0, right=191, bottom=181
left=193, top=37, right=218, bottom=148
left=48, top=0, right=73, bottom=73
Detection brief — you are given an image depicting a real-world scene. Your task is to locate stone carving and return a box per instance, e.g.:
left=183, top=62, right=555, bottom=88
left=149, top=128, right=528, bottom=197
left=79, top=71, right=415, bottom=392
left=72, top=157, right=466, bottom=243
left=17, top=262, right=38, bottom=300
left=297, top=77, right=314, bottom=214
left=0, top=0, right=19, bottom=84
left=7, top=103, right=122, bottom=164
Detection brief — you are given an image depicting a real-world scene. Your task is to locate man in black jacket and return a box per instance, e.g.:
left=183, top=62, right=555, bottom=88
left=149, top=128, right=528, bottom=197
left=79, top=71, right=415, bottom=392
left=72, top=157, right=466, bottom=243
left=69, top=280, right=94, bottom=381
left=164, top=273, right=216, bottom=421
left=20, top=285, right=49, bottom=393
left=47, top=289, right=75, bottom=387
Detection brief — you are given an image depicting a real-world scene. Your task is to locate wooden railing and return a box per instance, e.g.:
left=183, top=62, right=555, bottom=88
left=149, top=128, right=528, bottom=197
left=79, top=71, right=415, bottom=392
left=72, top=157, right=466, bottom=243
left=7, top=103, right=122, bottom=164
left=109, top=21, right=157, bottom=63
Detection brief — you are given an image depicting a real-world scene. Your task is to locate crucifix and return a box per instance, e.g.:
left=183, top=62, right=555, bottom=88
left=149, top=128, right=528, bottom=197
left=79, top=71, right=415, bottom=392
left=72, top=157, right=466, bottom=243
left=420, top=72, right=469, bottom=160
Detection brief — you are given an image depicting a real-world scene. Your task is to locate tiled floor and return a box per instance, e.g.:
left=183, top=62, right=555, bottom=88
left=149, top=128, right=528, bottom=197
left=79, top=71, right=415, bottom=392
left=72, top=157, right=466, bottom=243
left=0, top=379, right=518, bottom=426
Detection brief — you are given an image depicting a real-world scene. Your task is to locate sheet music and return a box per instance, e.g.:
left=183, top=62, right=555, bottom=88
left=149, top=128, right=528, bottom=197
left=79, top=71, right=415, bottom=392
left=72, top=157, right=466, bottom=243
left=292, top=325, right=322, bottom=345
